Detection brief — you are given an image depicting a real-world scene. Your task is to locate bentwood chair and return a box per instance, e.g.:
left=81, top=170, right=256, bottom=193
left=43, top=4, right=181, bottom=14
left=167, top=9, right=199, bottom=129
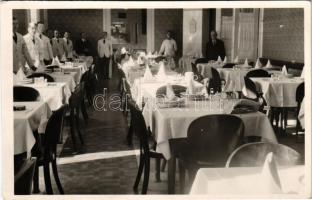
left=225, top=142, right=301, bottom=167
left=206, top=67, right=223, bottom=94
left=222, top=63, right=235, bottom=68
left=79, top=71, right=90, bottom=124
left=171, top=115, right=244, bottom=193
left=68, top=82, right=85, bottom=153
left=27, top=73, right=55, bottom=82
left=15, top=158, right=37, bottom=195
left=246, top=69, right=270, bottom=78
left=156, top=85, right=187, bottom=98
left=129, top=100, right=165, bottom=194
left=13, top=86, right=40, bottom=102
left=296, top=82, right=305, bottom=142
left=243, top=77, right=266, bottom=112
left=33, top=105, right=66, bottom=194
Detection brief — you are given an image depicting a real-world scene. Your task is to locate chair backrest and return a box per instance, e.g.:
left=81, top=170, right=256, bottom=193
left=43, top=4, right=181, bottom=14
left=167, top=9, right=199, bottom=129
left=185, top=114, right=244, bottom=165
left=296, top=82, right=304, bottom=105
left=27, top=73, right=55, bottom=82
left=128, top=100, right=150, bottom=154
left=246, top=69, right=270, bottom=78
left=46, top=65, right=60, bottom=71
left=243, top=77, right=259, bottom=100
left=69, top=82, right=85, bottom=108
left=13, top=86, right=40, bottom=102
left=156, top=85, right=186, bottom=98
left=44, top=105, right=67, bottom=151
left=207, top=67, right=222, bottom=94
left=80, top=71, right=89, bottom=84
left=223, top=63, right=235, bottom=68
left=122, top=78, right=132, bottom=96
left=14, top=158, right=37, bottom=195
left=194, top=58, right=209, bottom=66
left=226, top=142, right=301, bottom=167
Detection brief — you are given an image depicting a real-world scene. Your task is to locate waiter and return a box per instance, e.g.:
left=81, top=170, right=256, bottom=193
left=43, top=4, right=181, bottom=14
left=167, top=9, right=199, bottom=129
left=205, top=30, right=225, bottom=61
left=97, top=31, right=113, bottom=80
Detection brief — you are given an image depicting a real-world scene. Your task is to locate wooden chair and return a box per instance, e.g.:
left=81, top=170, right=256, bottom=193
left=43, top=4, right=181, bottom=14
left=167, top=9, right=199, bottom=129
left=225, top=142, right=301, bottom=167
left=27, top=73, right=55, bottom=82
left=15, top=158, right=37, bottom=195
left=223, top=63, right=235, bottom=68
left=295, top=82, right=305, bottom=142
left=13, top=86, right=40, bottom=102
left=171, top=114, right=244, bottom=193
left=33, top=105, right=66, bottom=194
left=129, top=100, right=164, bottom=194
left=243, top=77, right=267, bottom=112
left=246, top=69, right=270, bottom=78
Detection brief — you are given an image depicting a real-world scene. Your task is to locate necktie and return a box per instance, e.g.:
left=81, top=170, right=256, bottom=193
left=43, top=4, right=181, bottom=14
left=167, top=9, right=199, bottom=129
left=67, top=40, right=69, bottom=45
left=32, top=37, right=35, bottom=44
left=13, top=33, right=17, bottom=43
left=57, top=39, right=59, bottom=43
left=39, top=34, right=42, bottom=39
left=103, top=39, right=105, bottom=44
left=50, top=39, right=52, bottom=45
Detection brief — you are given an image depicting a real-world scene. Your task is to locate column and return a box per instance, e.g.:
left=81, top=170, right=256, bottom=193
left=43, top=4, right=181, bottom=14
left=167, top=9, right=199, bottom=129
left=146, top=9, right=155, bottom=53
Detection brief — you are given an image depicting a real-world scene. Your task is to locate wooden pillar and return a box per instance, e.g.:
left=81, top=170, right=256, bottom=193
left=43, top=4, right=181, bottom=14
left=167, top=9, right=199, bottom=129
left=146, top=9, right=155, bottom=52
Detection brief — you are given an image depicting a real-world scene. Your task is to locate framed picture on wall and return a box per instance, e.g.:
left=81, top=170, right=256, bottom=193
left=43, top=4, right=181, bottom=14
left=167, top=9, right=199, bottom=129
left=111, top=21, right=128, bottom=44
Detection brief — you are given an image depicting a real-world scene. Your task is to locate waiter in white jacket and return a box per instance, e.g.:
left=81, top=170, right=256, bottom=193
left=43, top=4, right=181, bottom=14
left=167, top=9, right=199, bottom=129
left=36, top=21, right=53, bottom=65
left=97, top=31, right=113, bottom=80
left=51, top=30, right=65, bottom=59
left=63, top=31, right=74, bottom=61
left=23, top=22, right=42, bottom=70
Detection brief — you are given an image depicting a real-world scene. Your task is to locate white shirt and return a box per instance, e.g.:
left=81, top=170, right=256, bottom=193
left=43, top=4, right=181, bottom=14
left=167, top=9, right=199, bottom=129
left=159, top=38, right=177, bottom=57
left=36, top=33, right=53, bottom=60
left=23, top=33, right=41, bottom=66
left=63, top=38, right=74, bottom=58
left=51, top=37, right=65, bottom=59
left=97, top=38, right=113, bottom=58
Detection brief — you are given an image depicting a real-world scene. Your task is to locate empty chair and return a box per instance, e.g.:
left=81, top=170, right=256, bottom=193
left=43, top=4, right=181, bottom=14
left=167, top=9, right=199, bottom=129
left=191, top=58, right=209, bottom=81
left=172, top=114, right=244, bottom=192
left=156, top=85, right=187, bottom=98
left=243, top=77, right=266, bottom=112
left=15, top=158, right=37, bottom=195
left=296, top=82, right=305, bottom=140
left=68, top=82, right=85, bottom=153
left=246, top=69, right=270, bottom=78
left=129, top=100, right=164, bottom=194
left=223, top=63, right=235, bottom=68
left=225, top=142, right=301, bottom=167
left=13, top=86, right=40, bottom=102
left=27, top=73, right=55, bottom=82
left=33, top=105, right=66, bottom=194
left=207, top=67, right=222, bottom=94
left=194, top=58, right=209, bottom=66
left=79, top=71, right=90, bottom=124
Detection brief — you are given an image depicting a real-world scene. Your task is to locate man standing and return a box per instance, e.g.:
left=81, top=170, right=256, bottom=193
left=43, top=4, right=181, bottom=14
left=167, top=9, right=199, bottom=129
left=12, top=17, right=35, bottom=73
left=37, top=21, right=54, bottom=65
left=97, top=31, right=113, bottom=80
left=159, top=31, right=177, bottom=58
left=205, top=30, right=225, bottom=61
left=75, top=32, right=92, bottom=56
left=63, top=31, right=74, bottom=61
left=51, top=30, right=65, bottom=59
left=23, top=22, right=41, bottom=70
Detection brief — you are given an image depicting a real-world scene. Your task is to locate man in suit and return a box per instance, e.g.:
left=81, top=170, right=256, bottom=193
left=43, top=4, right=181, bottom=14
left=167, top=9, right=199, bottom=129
left=12, top=17, right=35, bottom=73
left=63, top=31, right=74, bottom=61
left=205, top=30, right=225, bottom=61
left=36, top=21, right=53, bottom=65
left=23, top=22, right=42, bottom=70
left=97, top=31, right=113, bottom=80
left=75, top=32, right=92, bottom=56
left=51, top=30, right=65, bottom=59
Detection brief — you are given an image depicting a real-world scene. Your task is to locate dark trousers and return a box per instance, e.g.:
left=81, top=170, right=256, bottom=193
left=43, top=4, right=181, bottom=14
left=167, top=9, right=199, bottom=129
left=98, top=56, right=110, bottom=80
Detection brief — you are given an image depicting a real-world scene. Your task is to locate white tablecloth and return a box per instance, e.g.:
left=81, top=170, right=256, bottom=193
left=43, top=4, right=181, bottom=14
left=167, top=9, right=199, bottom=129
left=251, top=77, right=304, bottom=107
left=190, top=166, right=305, bottom=196
left=298, top=98, right=305, bottom=129
left=50, top=71, right=77, bottom=92
left=218, top=68, right=249, bottom=92
left=143, top=99, right=277, bottom=159
left=60, top=61, right=88, bottom=83
left=196, top=63, right=223, bottom=77
left=14, top=101, right=52, bottom=155
left=17, top=82, right=71, bottom=110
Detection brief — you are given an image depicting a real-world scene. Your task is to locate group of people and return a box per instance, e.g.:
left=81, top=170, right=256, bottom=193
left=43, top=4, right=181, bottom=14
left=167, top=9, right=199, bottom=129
left=13, top=17, right=92, bottom=74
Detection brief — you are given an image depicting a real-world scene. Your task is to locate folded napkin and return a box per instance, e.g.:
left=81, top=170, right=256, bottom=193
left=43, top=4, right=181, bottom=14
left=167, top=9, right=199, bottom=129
left=223, top=56, right=227, bottom=64
left=242, top=58, right=249, bottom=68
left=186, top=79, right=195, bottom=95
left=143, top=64, right=154, bottom=80
left=157, top=62, right=167, bottom=80
left=54, top=56, right=61, bottom=66
left=147, top=51, right=152, bottom=57
left=233, top=56, right=239, bottom=63
left=259, top=152, right=282, bottom=194
left=61, top=54, right=67, bottom=62
left=255, top=58, right=262, bottom=68
left=282, top=65, right=288, bottom=75
left=265, top=59, right=272, bottom=68
left=201, top=78, right=209, bottom=95
left=217, top=56, right=222, bottom=63
left=300, top=66, right=305, bottom=78
left=34, top=58, right=40, bottom=68
left=121, top=47, right=127, bottom=54
left=227, top=99, right=260, bottom=114
left=166, top=83, right=176, bottom=101
left=16, top=67, right=26, bottom=81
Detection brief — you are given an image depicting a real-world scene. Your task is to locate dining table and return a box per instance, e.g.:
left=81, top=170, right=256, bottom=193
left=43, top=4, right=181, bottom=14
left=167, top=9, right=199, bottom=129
left=14, top=101, right=52, bottom=156
left=50, top=71, right=78, bottom=92
left=190, top=165, right=306, bottom=197
left=59, top=61, right=89, bottom=82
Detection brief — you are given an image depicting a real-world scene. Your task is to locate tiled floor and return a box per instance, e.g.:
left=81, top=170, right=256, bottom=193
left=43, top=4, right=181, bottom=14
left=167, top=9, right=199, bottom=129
left=36, top=69, right=305, bottom=195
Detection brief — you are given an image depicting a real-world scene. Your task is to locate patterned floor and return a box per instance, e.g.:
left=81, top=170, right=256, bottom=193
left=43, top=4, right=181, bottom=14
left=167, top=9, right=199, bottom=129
left=35, top=69, right=304, bottom=195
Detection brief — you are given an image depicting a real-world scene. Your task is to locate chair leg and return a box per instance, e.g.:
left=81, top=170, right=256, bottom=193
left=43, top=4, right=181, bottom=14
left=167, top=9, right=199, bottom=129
left=178, top=160, right=186, bottom=194
left=133, top=153, right=145, bottom=193
left=69, top=109, right=77, bottom=152
left=43, top=161, right=53, bottom=194
left=155, top=158, right=161, bottom=182
left=32, top=164, right=40, bottom=193
left=142, top=156, right=150, bottom=194
left=80, top=100, right=89, bottom=125
left=127, top=123, right=133, bottom=146
left=161, top=160, right=167, bottom=172
left=75, top=108, right=84, bottom=145
left=51, top=159, right=64, bottom=194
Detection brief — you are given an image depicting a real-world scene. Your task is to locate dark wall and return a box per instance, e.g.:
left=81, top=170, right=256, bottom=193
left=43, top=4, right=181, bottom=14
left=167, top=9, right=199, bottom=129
left=13, top=9, right=28, bottom=35
left=47, top=9, right=103, bottom=56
